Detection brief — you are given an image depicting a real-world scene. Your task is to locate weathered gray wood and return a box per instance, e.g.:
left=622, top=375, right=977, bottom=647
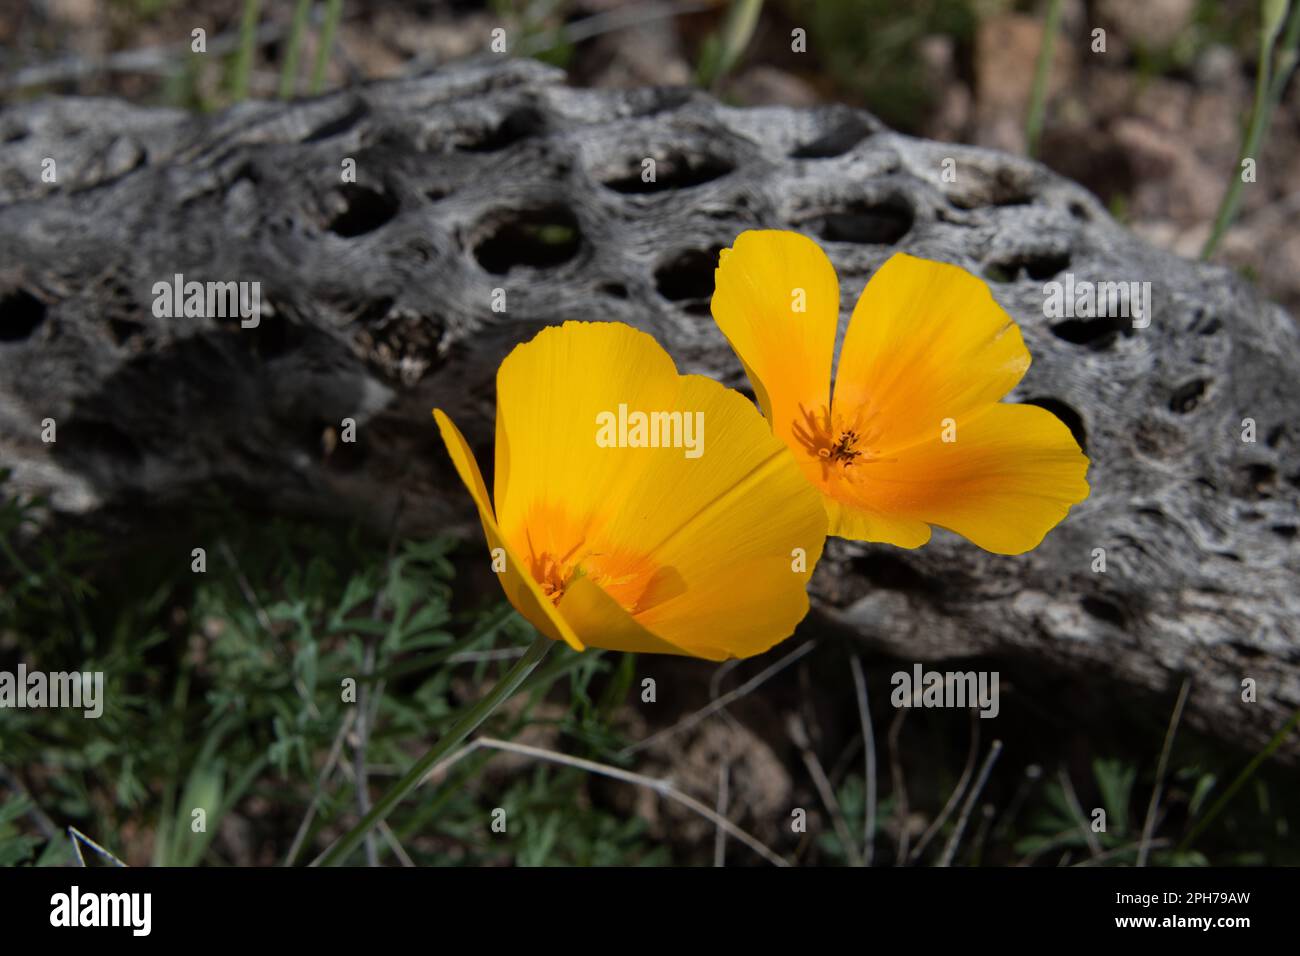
left=1, top=61, right=1296, bottom=754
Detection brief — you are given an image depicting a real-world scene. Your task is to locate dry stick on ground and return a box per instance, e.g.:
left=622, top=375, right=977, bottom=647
left=379, top=824, right=416, bottom=868
left=283, top=708, right=357, bottom=866
left=708, top=659, right=748, bottom=737
left=970, top=804, right=997, bottom=863
left=619, top=641, right=816, bottom=758
left=909, top=710, right=980, bottom=863
left=426, top=737, right=789, bottom=867
left=995, top=764, right=1043, bottom=846
left=713, top=762, right=730, bottom=867
left=287, top=495, right=411, bottom=868
left=333, top=758, right=415, bottom=867
left=707, top=660, right=744, bottom=865
left=68, top=827, right=126, bottom=867
left=709, top=660, right=742, bottom=699
left=825, top=733, right=865, bottom=796
left=355, top=637, right=379, bottom=867
left=1057, top=765, right=1105, bottom=857
left=218, top=539, right=274, bottom=635
left=353, top=493, right=407, bottom=867
left=788, top=714, right=863, bottom=867
left=938, top=740, right=1004, bottom=867
left=1138, top=677, right=1192, bottom=867
left=888, top=707, right=912, bottom=865
left=849, top=655, right=877, bottom=866
left=796, top=661, right=824, bottom=751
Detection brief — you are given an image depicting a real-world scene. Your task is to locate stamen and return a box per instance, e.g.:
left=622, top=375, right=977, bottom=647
left=520, top=515, right=663, bottom=614
left=792, top=403, right=887, bottom=480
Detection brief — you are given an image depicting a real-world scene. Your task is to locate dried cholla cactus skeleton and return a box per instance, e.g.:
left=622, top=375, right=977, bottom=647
left=0, top=61, right=1295, bottom=755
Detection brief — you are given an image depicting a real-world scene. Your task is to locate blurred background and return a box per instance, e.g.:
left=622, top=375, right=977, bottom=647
left=1, top=0, right=1298, bottom=868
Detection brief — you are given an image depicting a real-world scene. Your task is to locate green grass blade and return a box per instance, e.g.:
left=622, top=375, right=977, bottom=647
left=279, top=0, right=314, bottom=99
left=310, top=0, right=345, bottom=95
left=1201, top=0, right=1297, bottom=259
left=1177, top=705, right=1300, bottom=853
left=231, top=0, right=262, bottom=103
left=696, top=0, right=764, bottom=91
left=1024, top=0, right=1064, bottom=158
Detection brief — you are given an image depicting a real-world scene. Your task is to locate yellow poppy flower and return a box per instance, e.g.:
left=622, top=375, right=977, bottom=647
left=710, top=230, right=1089, bottom=555
left=433, top=321, right=827, bottom=660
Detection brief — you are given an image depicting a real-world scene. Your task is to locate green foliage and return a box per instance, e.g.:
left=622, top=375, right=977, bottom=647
left=0, top=795, right=43, bottom=866
left=0, top=481, right=660, bottom=867
left=1009, top=750, right=1295, bottom=867
left=3, top=476, right=1298, bottom=867
left=803, top=727, right=1299, bottom=867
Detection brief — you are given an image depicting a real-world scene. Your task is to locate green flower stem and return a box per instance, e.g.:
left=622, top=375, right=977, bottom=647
left=312, top=632, right=553, bottom=866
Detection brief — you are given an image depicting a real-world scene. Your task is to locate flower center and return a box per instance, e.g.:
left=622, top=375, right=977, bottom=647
left=525, top=534, right=586, bottom=605
left=523, top=526, right=668, bottom=613
left=792, top=403, right=887, bottom=480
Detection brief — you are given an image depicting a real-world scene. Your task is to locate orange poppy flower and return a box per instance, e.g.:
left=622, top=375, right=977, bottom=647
left=710, top=230, right=1089, bottom=554
left=433, top=321, right=827, bottom=660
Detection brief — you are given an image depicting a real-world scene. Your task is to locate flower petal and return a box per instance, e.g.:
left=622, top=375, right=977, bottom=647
left=600, top=375, right=828, bottom=659
left=711, top=230, right=840, bottom=444
left=492, top=321, right=679, bottom=553
left=445, top=320, right=826, bottom=660
left=432, top=408, right=585, bottom=651
left=831, top=403, right=1090, bottom=554
left=824, top=495, right=932, bottom=550
left=832, top=252, right=1031, bottom=454
left=557, top=577, right=696, bottom=656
